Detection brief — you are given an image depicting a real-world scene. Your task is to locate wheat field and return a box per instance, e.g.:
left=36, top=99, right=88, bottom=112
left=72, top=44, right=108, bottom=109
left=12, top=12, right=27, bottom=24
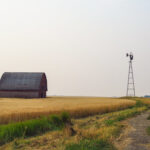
left=0, top=97, right=135, bottom=124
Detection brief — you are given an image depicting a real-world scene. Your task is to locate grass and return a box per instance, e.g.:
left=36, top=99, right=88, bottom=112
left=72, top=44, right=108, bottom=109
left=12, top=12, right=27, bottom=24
left=104, top=107, right=145, bottom=126
left=65, top=139, right=116, bottom=150
left=0, top=97, right=136, bottom=124
left=0, top=112, right=70, bottom=145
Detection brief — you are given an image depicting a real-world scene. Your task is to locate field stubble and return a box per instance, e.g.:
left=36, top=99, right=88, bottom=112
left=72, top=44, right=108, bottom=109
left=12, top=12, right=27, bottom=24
left=0, top=97, right=135, bottom=124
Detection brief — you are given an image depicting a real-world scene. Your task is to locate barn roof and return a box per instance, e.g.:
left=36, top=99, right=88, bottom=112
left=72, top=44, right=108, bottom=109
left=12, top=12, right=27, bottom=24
left=0, top=72, right=47, bottom=91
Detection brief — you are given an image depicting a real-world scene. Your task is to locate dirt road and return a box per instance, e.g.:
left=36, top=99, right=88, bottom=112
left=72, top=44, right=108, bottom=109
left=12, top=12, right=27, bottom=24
left=115, top=110, right=150, bottom=150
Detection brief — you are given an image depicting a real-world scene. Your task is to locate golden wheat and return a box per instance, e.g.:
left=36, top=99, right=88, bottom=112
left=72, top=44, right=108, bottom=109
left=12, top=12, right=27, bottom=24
left=0, top=97, right=135, bottom=124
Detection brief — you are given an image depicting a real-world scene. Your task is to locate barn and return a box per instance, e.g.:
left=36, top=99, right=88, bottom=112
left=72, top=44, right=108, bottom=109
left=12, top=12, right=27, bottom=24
left=0, top=72, right=47, bottom=98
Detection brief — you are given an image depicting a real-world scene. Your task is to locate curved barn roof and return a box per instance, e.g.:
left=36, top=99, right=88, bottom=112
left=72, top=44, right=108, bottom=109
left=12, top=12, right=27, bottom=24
left=0, top=72, right=47, bottom=91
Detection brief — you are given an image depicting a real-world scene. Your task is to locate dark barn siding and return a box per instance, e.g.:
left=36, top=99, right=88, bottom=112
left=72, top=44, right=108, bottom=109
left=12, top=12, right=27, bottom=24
left=0, top=72, right=47, bottom=98
left=0, top=91, right=39, bottom=98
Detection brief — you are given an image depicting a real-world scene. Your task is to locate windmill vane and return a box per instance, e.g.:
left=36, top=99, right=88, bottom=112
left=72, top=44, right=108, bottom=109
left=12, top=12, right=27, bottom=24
left=126, top=52, right=133, bottom=61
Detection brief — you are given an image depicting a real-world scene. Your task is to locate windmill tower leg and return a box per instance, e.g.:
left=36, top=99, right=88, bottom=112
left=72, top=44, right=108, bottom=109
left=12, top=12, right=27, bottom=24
left=126, top=61, right=135, bottom=97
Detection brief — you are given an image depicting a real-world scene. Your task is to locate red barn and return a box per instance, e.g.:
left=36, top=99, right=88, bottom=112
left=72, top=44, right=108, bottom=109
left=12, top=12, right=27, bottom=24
left=0, top=72, right=47, bottom=98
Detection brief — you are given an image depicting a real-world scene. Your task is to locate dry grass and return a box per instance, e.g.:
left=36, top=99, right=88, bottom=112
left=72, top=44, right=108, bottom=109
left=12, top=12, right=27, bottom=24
left=0, top=97, right=135, bottom=124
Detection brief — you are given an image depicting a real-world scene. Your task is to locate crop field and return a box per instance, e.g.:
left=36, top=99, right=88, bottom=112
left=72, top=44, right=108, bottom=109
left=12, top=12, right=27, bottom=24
left=0, top=97, right=149, bottom=150
left=0, top=97, right=135, bottom=124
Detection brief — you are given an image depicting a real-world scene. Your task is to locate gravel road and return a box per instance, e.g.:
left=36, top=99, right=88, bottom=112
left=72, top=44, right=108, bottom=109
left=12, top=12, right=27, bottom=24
left=115, top=110, right=150, bottom=150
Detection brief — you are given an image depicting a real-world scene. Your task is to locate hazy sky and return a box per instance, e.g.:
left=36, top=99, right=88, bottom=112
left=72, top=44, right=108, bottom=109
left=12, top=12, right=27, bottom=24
left=0, top=0, right=150, bottom=97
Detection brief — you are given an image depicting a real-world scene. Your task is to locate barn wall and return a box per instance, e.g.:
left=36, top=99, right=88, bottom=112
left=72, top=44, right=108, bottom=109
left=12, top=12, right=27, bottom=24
left=0, top=91, right=39, bottom=98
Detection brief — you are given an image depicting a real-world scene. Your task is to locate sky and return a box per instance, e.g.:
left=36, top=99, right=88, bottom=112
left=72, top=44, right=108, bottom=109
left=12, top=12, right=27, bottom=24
left=0, top=0, right=150, bottom=97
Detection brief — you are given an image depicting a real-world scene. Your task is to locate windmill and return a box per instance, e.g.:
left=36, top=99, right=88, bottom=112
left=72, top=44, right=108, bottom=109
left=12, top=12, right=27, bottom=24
left=126, top=52, right=135, bottom=97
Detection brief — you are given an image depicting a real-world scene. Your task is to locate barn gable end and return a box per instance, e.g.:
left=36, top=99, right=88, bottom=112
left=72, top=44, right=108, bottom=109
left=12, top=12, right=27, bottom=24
left=0, top=72, right=47, bottom=98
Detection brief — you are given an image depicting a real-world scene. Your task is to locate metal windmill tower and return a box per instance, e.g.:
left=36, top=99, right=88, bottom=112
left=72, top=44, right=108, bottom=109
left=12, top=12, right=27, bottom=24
left=126, top=52, right=135, bottom=97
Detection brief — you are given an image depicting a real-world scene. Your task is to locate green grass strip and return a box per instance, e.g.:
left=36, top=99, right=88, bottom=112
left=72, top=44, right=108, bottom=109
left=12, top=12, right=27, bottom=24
left=104, top=106, right=147, bottom=126
left=0, top=112, right=70, bottom=145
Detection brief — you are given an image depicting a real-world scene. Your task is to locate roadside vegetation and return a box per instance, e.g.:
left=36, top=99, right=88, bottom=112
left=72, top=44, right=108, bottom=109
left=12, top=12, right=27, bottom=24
left=0, top=98, right=148, bottom=150
left=65, top=106, right=147, bottom=150
left=0, top=112, right=70, bottom=145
